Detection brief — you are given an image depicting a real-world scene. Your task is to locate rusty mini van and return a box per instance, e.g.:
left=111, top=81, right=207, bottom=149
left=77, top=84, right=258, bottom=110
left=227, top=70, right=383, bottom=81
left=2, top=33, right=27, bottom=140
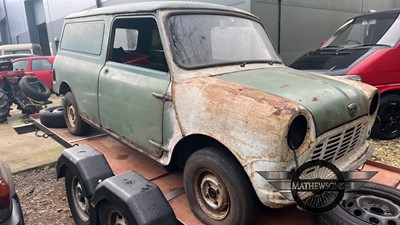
left=53, top=2, right=379, bottom=225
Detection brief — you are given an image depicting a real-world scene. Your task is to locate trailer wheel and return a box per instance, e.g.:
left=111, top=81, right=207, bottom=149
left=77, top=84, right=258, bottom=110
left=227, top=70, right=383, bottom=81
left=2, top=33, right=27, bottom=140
left=63, top=92, right=89, bottom=135
left=371, top=94, right=400, bottom=140
left=39, top=106, right=67, bottom=128
left=0, top=89, right=11, bottom=123
left=315, top=182, right=400, bottom=225
left=65, top=170, right=93, bottom=225
left=184, top=147, right=257, bottom=225
left=99, top=201, right=136, bottom=225
left=18, top=76, right=51, bottom=101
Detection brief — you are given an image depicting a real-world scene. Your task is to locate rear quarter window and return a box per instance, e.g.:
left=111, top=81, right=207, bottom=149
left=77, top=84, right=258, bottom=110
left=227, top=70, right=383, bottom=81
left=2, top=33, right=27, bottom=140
left=61, top=21, right=105, bottom=55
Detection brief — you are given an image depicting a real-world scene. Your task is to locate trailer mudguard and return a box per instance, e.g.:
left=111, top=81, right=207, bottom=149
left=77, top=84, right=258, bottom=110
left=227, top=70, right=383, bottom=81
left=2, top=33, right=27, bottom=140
left=56, top=144, right=114, bottom=199
left=91, top=171, right=180, bottom=225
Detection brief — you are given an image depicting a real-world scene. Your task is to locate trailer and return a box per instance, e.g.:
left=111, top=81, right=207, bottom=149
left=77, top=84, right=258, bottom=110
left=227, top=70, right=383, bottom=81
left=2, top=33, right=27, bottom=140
left=14, top=114, right=400, bottom=225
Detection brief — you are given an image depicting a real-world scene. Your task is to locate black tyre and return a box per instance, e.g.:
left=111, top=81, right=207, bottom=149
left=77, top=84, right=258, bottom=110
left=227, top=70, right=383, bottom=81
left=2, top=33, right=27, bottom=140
left=63, top=92, right=89, bottom=135
left=18, top=76, right=51, bottom=101
left=184, top=147, right=257, bottom=225
left=99, top=201, right=136, bottom=225
left=39, top=106, right=67, bottom=128
left=371, top=94, right=400, bottom=140
left=65, top=170, right=95, bottom=225
left=0, top=89, right=11, bottom=123
left=315, top=182, right=400, bottom=225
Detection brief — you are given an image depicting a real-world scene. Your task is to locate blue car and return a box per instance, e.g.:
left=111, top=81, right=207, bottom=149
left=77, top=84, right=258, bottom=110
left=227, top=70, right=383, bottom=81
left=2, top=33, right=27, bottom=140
left=0, top=161, right=24, bottom=225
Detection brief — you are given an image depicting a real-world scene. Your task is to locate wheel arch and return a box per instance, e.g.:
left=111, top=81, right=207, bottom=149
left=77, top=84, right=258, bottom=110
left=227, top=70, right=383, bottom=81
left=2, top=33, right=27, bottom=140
left=59, top=81, right=71, bottom=95
left=170, top=133, right=245, bottom=170
left=56, top=145, right=114, bottom=199
left=377, top=87, right=400, bottom=98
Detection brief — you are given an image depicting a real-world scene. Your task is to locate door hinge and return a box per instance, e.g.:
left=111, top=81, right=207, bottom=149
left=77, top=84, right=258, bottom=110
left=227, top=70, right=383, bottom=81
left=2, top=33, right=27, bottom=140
left=149, top=140, right=170, bottom=152
left=152, top=92, right=172, bottom=101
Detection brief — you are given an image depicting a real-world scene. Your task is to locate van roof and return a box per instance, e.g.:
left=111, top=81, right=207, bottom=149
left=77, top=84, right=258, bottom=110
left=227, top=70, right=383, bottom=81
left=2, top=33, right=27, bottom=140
left=66, top=1, right=253, bottom=19
left=0, top=43, right=41, bottom=51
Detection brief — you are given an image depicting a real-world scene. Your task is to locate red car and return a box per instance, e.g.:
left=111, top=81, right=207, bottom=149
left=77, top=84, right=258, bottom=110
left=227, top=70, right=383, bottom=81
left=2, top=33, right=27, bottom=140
left=13, top=56, right=54, bottom=89
left=290, top=9, right=400, bottom=140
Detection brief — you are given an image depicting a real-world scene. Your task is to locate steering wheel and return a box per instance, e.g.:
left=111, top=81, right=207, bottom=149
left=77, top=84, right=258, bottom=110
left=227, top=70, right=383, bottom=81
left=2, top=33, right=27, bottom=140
left=345, top=39, right=361, bottom=45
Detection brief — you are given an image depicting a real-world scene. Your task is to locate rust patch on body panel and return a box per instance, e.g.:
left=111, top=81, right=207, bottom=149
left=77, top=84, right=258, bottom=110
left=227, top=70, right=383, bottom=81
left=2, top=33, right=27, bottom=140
left=172, top=77, right=308, bottom=165
left=326, top=110, right=332, bottom=116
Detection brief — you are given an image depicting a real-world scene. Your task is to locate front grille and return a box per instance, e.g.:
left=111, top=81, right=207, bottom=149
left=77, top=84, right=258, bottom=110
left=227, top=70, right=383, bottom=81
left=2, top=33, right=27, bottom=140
left=308, top=122, right=366, bottom=163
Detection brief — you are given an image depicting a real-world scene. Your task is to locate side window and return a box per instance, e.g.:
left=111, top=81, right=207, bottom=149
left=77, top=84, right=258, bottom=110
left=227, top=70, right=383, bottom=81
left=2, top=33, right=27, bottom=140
left=13, top=60, right=28, bottom=71
left=32, top=59, right=52, bottom=71
left=109, top=17, right=168, bottom=72
left=114, top=28, right=138, bottom=51
left=61, top=21, right=105, bottom=55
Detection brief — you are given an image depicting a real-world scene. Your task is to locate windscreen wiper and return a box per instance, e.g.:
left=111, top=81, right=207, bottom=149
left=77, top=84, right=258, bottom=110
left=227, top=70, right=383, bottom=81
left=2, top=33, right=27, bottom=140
left=351, top=43, right=391, bottom=48
left=239, top=60, right=283, bottom=67
left=320, top=45, right=344, bottom=49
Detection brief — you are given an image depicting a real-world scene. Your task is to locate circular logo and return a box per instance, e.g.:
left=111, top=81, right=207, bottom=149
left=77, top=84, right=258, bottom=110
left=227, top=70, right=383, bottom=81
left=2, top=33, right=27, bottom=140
left=291, top=160, right=345, bottom=213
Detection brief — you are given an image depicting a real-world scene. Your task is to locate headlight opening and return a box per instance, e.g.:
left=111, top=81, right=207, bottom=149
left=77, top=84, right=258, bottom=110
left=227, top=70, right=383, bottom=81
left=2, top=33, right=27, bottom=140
left=287, top=115, right=308, bottom=150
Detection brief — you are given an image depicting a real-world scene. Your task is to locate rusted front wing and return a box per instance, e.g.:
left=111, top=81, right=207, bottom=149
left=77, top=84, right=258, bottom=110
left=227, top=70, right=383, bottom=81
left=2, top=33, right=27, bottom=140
left=172, top=76, right=376, bottom=207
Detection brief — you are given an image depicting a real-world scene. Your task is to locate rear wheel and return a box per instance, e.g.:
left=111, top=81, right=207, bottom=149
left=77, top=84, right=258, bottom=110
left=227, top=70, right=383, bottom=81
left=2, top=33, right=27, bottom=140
left=0, top=89, right=11, bottom=123
left=63, top=92, right=89, bottom=135
left=184, top=147, right=257, bottom=225
left=371, top=94, right=400, bottom=140
left=99, top=201, right=136, bottom=225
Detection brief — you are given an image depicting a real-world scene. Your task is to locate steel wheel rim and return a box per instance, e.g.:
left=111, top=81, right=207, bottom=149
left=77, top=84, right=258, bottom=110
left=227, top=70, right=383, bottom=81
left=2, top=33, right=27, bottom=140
left=341, top=194, right=400, bottom=225
left=71, top=177, right=89, bottom=222
left=67, top=103, right=76, bottom=128
left=194, top=169, right=230, bottom=221
left=52, top=107, right=64, bottom=114
left=379, top=102, right=400, bottom=135
left=108, top=210, right=127, bottom=225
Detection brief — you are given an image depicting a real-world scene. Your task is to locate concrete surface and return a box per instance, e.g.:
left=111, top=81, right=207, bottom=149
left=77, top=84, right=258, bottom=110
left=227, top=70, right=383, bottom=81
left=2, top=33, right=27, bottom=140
left=0, top=95, right=64, bottom=173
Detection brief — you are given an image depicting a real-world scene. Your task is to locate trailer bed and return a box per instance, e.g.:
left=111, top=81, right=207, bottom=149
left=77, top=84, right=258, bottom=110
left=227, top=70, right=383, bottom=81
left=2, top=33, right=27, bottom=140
left=25, top=114, right=400, bottom=225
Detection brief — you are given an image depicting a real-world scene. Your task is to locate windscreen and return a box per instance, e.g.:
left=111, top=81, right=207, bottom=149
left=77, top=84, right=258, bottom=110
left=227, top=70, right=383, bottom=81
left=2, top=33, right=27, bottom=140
left=323, top=11, right=400, bottom=48
left=167, top=14, right=281, bottom=69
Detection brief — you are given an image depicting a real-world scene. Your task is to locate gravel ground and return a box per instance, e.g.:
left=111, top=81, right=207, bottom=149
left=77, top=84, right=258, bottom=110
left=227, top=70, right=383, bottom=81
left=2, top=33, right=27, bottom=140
left=14, top=165, right=75, bottom=225
left=13, top=138, right=400, bottom=225
left=370, top=138, right=400, bottom=168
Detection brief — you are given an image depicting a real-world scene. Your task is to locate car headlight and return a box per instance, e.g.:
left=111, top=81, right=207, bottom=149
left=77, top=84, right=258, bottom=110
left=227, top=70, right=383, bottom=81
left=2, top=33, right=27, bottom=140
left=287, top=115, right=308, bottom=150
left=369, top=92, right=379, bottom=116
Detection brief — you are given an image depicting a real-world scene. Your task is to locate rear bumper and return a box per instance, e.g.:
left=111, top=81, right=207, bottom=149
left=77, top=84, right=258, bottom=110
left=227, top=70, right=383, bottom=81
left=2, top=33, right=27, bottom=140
left=1, top=195, right=24, bottom=225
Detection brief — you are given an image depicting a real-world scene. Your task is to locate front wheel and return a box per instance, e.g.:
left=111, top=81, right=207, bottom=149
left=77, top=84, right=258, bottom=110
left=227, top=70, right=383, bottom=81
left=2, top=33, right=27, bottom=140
left=63, top=92, right=89, bottom=135
left=184, top=147, right=257, bottom=225
left=371, top=94, right=400, bottom=140
left=65, top=170, right=93, bottom=225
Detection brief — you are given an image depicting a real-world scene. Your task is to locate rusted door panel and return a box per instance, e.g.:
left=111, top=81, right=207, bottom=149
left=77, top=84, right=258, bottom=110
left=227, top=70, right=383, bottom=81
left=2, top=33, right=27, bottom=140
left=98, top=61, right=170, bottom=157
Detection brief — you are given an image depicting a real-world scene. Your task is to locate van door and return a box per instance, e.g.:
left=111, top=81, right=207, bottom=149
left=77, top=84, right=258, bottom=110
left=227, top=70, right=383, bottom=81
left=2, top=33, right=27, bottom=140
left=57, top=20, right=107, bottom=124
left=98, top=16, right=170, bottom=157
